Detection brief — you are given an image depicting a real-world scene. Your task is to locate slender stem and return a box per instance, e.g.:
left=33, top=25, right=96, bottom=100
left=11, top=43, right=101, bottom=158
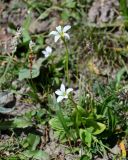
left=63, top=39, right=70, bottom=85
left=69, top=97, right=77, bottom=107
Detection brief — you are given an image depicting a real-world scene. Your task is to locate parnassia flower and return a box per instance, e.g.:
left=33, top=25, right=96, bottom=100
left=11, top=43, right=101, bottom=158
left=49, top=25, right=71, bottom=42
left=55, top=83, right=73, bottom=103
left=42, top=46, right=52, bottom=58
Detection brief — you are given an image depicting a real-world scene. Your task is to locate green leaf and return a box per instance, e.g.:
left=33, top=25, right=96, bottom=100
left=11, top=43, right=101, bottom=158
left=13, top=117, right=32, bottom=128
left=92, top=122, right=106, bottom=135
left=77, top=105, right=86, bottom=115
left=22, top=14, right=31, bottom=43
left=49, top=117, right=64, bottom=131
left=19, top=68, right=32, bottom=80
left=23, top=150, right=34, bottom=158
left=27, top=134, right=40, bottom=151
left=108, top=109, right=116, bottom=132
left=23, top=150, right=49, bottom=160
left=80, top=155, right=90, bottom=160
left=115, top=67, right=128, bottom=89
left=19, top=58, right=44, bottom=80
left=61, top=9, right=70, bottom=21
left=23, top=14, right=31, bottom=29
left=49, top=117, right=68, bottom=141
left=119, top=0, right=128, bottom=20
left=33, top=58, right=44, bottom=69
left=85, top=119, right=106, bottom=135
left=38, top=9, right=50, bottom=20
left=38, top=6, right=62, bottom=20
left=0, top=120, right=13, bottom=130
left=79, top=129, right=92, bottom=147
left=22, top=29, right=31, bottom=43
left=65, top=0, right=76, bottom=8
left=33, top=150, right=49, bottom=160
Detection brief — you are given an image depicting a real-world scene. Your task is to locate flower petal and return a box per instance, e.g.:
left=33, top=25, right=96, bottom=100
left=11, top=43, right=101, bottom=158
left=55, top=90, right=63, bottom=96
left=66, top=88, right=73, bottom=94
left=54, top=35, right=61, bottom=42
left=46, top=46, right=52, bottom=53
left=63, top=25, right=71, bottom=32
left=57, top=96, right=64, bottom=103
left=60, top=84, right=65, bottom=92
left=42, top=51, right=47, bottom=55
left=49, top=31, right=58, bottom=35
left=45, top=53, right=50, bottom=57
left=56, top=26, right=62, bottom=33
left=64, top=33, right=70, bottom=39
left=64, top=95, right=68, bottom=99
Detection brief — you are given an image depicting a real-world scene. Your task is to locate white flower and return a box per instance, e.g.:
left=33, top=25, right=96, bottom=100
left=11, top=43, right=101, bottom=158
left=49, top=25, right=71, bottom=42
left=55, top=83, right=73, bottom=103
left=42, top=46, right=52, bottom=58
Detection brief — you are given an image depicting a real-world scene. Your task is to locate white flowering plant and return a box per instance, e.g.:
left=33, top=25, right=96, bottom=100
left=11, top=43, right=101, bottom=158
left=1, top=2, right=127, bottom=159
left=49, top=85, right=107, bottom=150
left=50, top=25, right=71, bottom=84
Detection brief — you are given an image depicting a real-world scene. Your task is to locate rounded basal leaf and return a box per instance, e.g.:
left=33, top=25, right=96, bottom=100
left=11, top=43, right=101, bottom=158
left=33, top=150, right=49, bottom=160
left=23, top=150, right=34, bottom=158
left=27, top=134, right=40, bottom=151
left=18, top=68, right=39, bottom=80
left=13, top=117, right=32, bottom=128
left=23, top=150, right=49, bottom=160
left=79, top=129, right=92, bottom=147
left=49, top=117, right=64, bottom=131
left=19, top=58, right=44, bottom=80
left=85, top=119, right=106, bottom=135
left=92, top=122, right=106, bottom=135
left=19, top=68, right=31, bottom=80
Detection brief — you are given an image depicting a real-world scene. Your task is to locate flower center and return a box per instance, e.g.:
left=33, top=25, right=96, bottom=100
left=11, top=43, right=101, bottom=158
left=63, top=92, right=67, bottom=96
left=60, top=32, right=64, bottom=38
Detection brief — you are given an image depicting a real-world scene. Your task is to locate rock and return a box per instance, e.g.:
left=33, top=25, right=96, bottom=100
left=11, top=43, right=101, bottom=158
left=0, top=91, right=15, bottom=108
left=0, top=91, right=16, bottom=113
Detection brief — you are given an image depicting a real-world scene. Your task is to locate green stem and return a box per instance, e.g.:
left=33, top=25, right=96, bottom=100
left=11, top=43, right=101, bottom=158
left=63, top=39, right=70, bottom=85
left=69, top=97, right=77, bottom=109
